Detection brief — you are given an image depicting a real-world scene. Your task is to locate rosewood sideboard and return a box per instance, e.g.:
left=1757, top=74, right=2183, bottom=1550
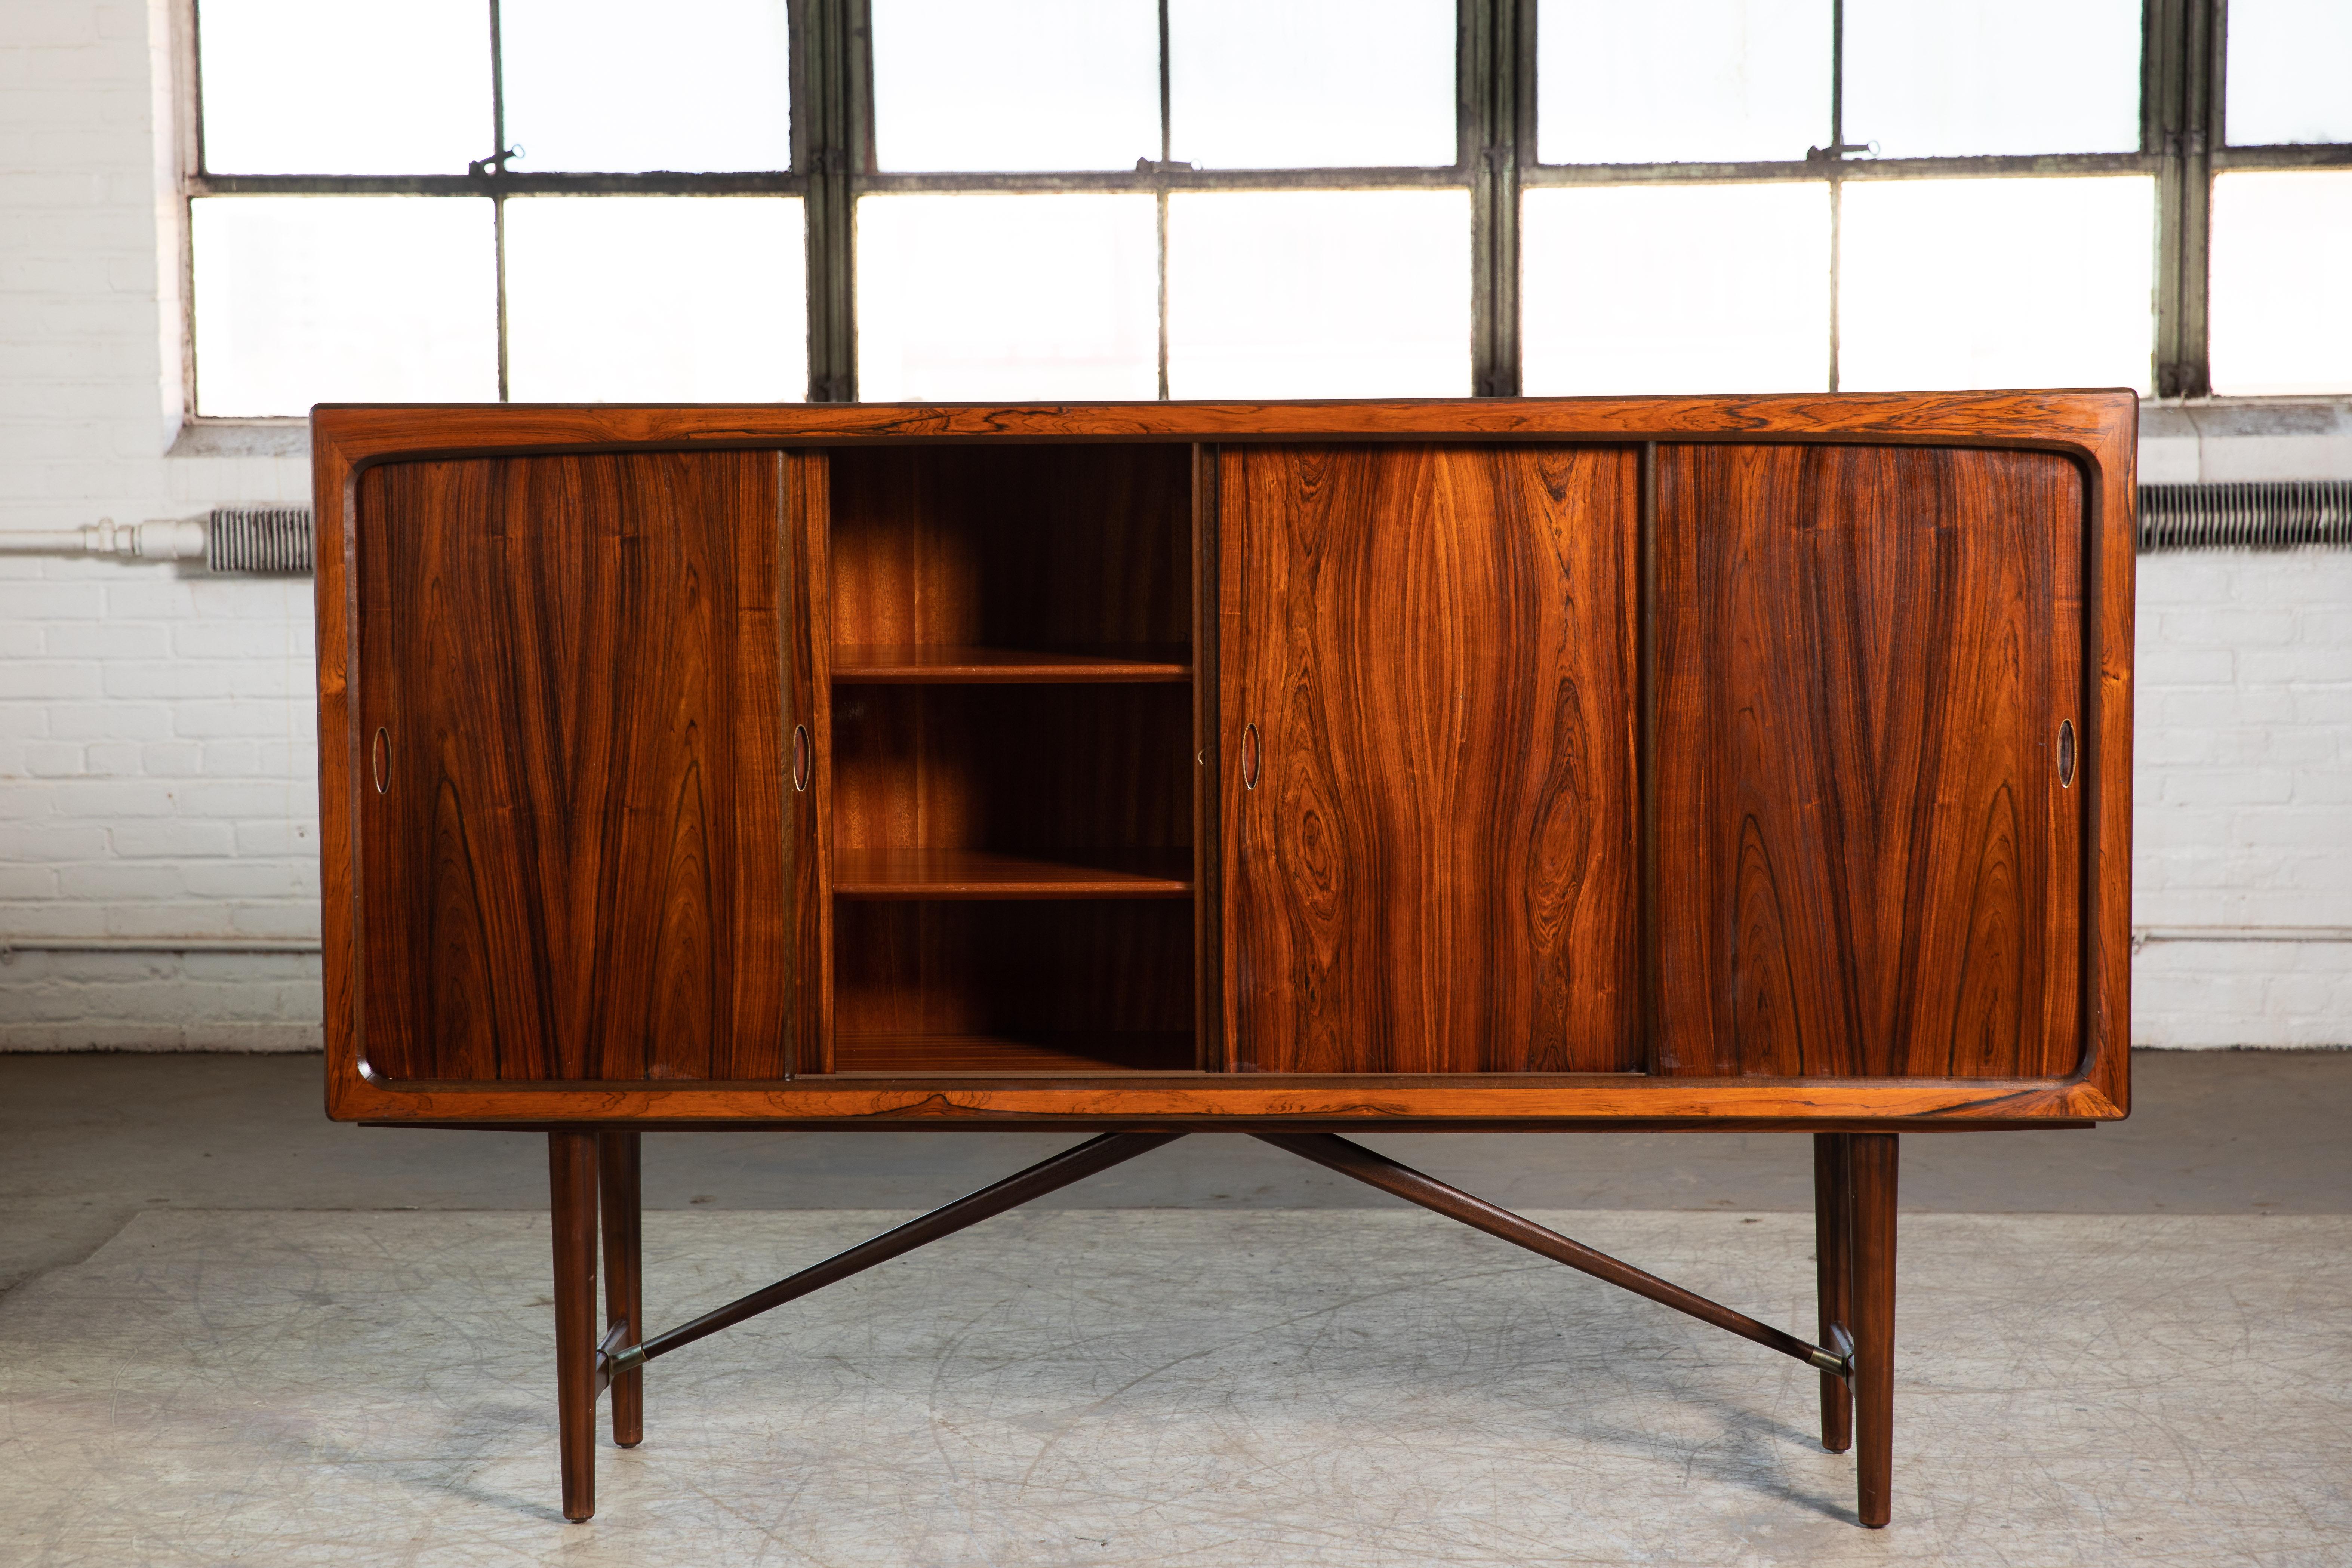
left=312, top=393, right=2134, bottom=1528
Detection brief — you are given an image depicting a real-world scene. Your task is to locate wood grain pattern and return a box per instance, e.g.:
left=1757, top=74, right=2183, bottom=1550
left=828, top=684, right=1193, bottom=856
left=831, top=1033, right=1199, bottom=1075
left=596, top=1129, right=643, bottom=1447
left=827, top=443, right=1191, bottom=653
left=1850, top=1132, right=1899, bottom=1527
left=311, top=391, right=2142, bottom=460
left=785, top=452, right=832, bottom=1075
left=336, top=1075, right=2119, bottom=1127
left=1193, top=443, right=1226, bottom=1081
left=1813, top=1131, right=1854, bottom=1454
left=832, top=644, right=1190, bottom=682
left=547, top=1131, right=600, bottom=1521
left=832, top=900, right=1197, bottom=1072
left=832, top=900, right=1197, bottom=1039
left=1222, top=444, right=1640, bottom=1074
left=831, top=847, right=1193, bottom=899
left=356, top=452, right=791, bottom=1082
left=314, top=394, right=2133, bottom=1127
left=1653, top=445, right=2084, bottom=1079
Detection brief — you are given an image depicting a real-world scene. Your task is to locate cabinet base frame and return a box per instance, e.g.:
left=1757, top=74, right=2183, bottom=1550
left=545, top=1128, right=1899, bottom=1527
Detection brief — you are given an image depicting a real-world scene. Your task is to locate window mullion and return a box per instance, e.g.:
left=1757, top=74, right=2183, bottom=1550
left=1468, top=0, right=1523, bottom=397
left=1158, top=0, right=1172, bottom=400
left=1827, top=0, right=1845, bottom=392
left=798, top=0, right=861, bottom=402
left=489, top=0, right=510, bottom=401
left=2151, top=0, right=2217, bottom=398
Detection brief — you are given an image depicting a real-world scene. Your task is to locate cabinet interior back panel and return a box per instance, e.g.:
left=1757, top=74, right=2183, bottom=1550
left=1651, top=444, right=2085, bottom=1080
left=354, top=452, right=793, bottom=1083
left=1220, top=444, right=1643, bottom=1075
left=827, top=443, right=1192, bottom=654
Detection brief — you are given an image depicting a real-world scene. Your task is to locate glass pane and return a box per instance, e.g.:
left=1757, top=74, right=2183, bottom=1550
left=857, top=195, right=1157, bottom=401
left=2210, top=172, right=2352, bottom=395
left=1843, top=0, right=2140, bottom=158
left=1167, top=191, right=1470, bottom=398
left=1169, top=0, right=1454, bottom=169
left=190, top=197, right=497, bottom=416
left=1538, top=0, right=1830, bottom=165
left=2227, top=0, right=2352, bottom=146
left=1521, top=184, right=1829, bottom=394
left=1837, top=176, right=2154, bottom=393
left=871, top=1, right=1158, bottom=172
left=501, top=0, right=789, bottom=173
left=506, top=198, right=806, bottom=401
left=197, top=0, right=488, bottom=174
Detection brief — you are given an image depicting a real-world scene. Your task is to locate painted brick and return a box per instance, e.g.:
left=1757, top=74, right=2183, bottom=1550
left=44, top=700, right=172, bottom=739
left=2159, top=607, right=2298, bottom=647
left=2133, top=647, right=2235, bottom=684
left=169, top=621, right=304, bottom=659
left=0, top=899, right=106, bottom=937
left=56, top=860, right=185, bottom=900
left=167, top=700, right=300, bottom=738
left=108, top=818, right=237, bottom=858
left=0, top=705, right=51, bottom=739
left=104, top=659, right=304, bottom=699
left=0, top=865, right=60, bottom=899
left=168, top=779, right=307, bottom=819
left=232, top=820, right=315, bottom=857
left=0, top=824, right=113, bottom=862
left=135, top=739, right=203, bottom=774
left=43, top=620, right=169, bottom=659
left=2162, top=770, right=2299, bottom=806
left=21, top=740, right=86, bottom=776
left=49, top=778, right=174, bottom=816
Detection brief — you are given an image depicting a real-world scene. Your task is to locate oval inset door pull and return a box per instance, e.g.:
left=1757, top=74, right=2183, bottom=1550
left=1241, top=723, right=1260, bottom=790
left=371, top=727, right=390, bottom=794
left=2057, top=719, right=2076, bottom=788
left=792, top=725, right=811, bottom=792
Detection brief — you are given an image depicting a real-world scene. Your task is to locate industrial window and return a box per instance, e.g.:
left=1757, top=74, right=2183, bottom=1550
left=186, top=0, right=804, bottom=415
left=183, top=0, right=2352, bottom=415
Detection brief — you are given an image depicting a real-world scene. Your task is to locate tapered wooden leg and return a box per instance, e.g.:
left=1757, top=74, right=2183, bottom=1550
left=598, top=1130, right=643, bottom=1449
left=1850, top=1132, right=1899, bottom=1529
left=548, top=1131, right=600, bottom=1522
left=1813, top=1132, right=1854, bottom=1454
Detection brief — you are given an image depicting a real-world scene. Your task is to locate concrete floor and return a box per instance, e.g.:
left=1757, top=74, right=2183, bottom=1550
left=3, top=1049, right=2349, bottom=1301
left=8, top=1205, right=2349, bottom=1564
left=4, top=1051, right=2347, bottom=1564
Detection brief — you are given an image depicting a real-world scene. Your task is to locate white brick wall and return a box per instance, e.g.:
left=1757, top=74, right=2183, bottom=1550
left=2131, top=551, right=2352, bottom=1047
left=0, top=0, right=316, bottom=1049
left=1, top=0, right=2347, bottom=1050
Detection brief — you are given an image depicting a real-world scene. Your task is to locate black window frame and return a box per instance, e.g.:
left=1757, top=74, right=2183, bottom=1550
left=176, top=0, right=2352, bottom=413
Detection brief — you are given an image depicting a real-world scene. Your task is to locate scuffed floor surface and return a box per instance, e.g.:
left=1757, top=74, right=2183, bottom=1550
left=2, top=1208, right=2346, bottom=1566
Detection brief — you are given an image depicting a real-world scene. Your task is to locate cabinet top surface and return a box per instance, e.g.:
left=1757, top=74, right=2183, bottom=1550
left=310, top=391, right=2137, bottom=469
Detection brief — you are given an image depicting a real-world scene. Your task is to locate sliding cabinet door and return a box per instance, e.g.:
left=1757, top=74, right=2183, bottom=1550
left=1219, top=444, right=1641, bottom=1074
left=1652, top=444, right=2085, bottom=1079
left=354, top=450, right=811, bottom=1082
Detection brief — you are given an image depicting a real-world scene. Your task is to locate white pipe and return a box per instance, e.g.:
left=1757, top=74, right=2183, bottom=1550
left=0, top=518, right=208, bottom=560
left=0, top=939, right=323, bottom=957
left=2134, top=926, right=2352, bottom=945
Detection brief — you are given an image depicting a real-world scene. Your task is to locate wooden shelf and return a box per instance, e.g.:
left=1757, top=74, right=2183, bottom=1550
left=831, top=847, right=1193, bottom=899
left=829, top=1031, right=1199, bottom=1075
left=832, top=644, right=1191, bottom=683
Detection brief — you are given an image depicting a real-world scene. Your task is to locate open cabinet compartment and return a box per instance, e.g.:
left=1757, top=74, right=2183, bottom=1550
left=828, top=442, right=1192, bottom=675
left=818, top=442, right=1202, bottom=1074
left=831, top=900, right=1197, bottom=1074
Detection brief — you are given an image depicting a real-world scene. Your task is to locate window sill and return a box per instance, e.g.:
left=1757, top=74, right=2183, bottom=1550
left=2139, top=397, right=2352, bottom=483
left=167, top=419, right=310, bottom=459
